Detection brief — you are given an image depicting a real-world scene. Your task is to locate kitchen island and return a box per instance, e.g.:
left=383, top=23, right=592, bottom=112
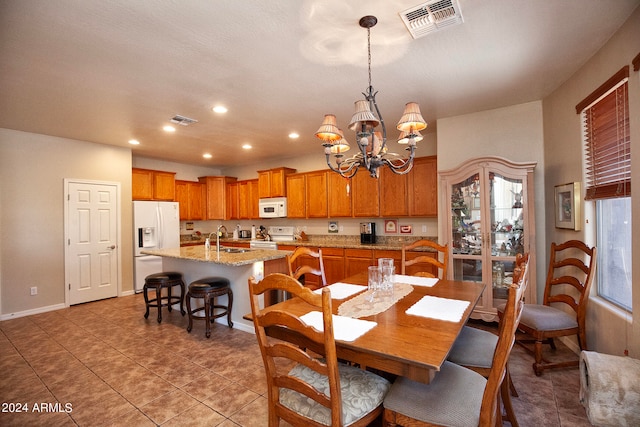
left=142, top=245, right=290, bottom=333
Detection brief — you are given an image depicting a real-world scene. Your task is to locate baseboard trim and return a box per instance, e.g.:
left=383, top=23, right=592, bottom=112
left=0, top=303, right=67, bottom=321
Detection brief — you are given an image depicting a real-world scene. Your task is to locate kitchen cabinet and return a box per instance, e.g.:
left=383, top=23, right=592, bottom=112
left=344, top=248, right=374, bottom=277
left=351, top=169, right=380, bottom=217
left=175, top=180, right=204, bottom=220
left=440, top=156, right=537, bottom=321
left=305, top=170, right=328, bottom=218
left=408, top=156, right=438, bottom=217
left=285, top=173, right=306, bottom=218
left=322, top=247, right=345, bottom=285
left=249, top=179, right=260, bottom=219
left=132, top=168, right=176, bottom=201
left=226, top=181, right=239, bottom=220
left=379, top=167, right=409, bottom=217
left=198, top=176, right=238, bottom=220
left=327, top=172, right=352, bottom=217
left=237, top=179, right=259, bottom=219
left=258, top=167, right=296, bottom=198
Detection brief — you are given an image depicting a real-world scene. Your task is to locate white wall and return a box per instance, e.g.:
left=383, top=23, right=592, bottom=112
left=436, top=101, right=547, bottom=299
left=0, top=129, right=133, bottom=316
left=543, top=7, right=640, bottom=357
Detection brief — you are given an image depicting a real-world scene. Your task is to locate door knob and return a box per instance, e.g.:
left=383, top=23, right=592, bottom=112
left=108, top=245, right=116, bottom=250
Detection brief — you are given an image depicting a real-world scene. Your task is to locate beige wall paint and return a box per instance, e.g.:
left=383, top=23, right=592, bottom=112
left=436, top=101, right=547, bottom=300
left=543, top=7, right=640, bottom=357
left=0, top=128, right=133, bottom=316
left=132, top=157, right=222, bottom=181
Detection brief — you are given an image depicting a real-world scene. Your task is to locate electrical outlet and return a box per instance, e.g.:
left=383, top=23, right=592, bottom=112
left=30, top=286, right=37, bottom=296
left=422, top=225, right=427, bottom=233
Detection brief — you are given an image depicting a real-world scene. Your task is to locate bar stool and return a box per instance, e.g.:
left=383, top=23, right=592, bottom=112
left=186, top=277, right=233, bottom=338
left=143, top=272, right=186, bottom=323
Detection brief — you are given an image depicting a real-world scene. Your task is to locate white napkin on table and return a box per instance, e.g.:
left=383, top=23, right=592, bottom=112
left=406, top=295, right=470, bottom=322
left=313, top=283, right=366, bottom=300
left=300, top=311, right=376, bottom=342
left=393, top=274, right=439, bottom=287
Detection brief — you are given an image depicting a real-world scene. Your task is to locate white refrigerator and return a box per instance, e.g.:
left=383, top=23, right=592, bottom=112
left=133, top=201, right=180, bottom=292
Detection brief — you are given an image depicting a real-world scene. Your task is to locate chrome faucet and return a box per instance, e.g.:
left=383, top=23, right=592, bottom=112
left=216, top=224, right=226, bottom=252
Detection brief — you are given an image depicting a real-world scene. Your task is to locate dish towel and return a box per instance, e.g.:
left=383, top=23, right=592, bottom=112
left=300, top=311, right=377, bottom=342
left=406, top=295, right=470, bottom=322
left=313, top=283, right=367, bottom=300
left=394, top=274, right=439, bottom=287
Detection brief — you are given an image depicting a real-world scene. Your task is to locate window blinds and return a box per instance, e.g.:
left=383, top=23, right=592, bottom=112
left=577, top=66, right=630, bottom=200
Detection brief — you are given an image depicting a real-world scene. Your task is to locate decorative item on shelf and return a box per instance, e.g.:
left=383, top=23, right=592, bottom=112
left=314, top=15, right=427, bottom=179
left=511, top=189, right=523, bottom=208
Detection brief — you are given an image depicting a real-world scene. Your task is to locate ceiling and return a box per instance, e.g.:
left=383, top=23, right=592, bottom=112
left=1, top=0, right=638, bottom=168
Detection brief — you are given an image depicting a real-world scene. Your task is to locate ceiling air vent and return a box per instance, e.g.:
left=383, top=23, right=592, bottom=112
left=170, top=115, right=198, bottom=126
left=399, top=0, right=463, bottom=39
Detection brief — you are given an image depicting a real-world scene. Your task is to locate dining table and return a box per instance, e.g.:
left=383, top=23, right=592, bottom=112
left=260, top=271, right=485, bottom=384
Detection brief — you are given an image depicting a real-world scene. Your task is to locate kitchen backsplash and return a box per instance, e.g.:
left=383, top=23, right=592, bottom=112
left=181, top=217, right=439, bottom=240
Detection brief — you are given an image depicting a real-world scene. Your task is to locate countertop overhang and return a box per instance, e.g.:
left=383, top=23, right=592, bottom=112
left=142, top=245, right=290, bottom=266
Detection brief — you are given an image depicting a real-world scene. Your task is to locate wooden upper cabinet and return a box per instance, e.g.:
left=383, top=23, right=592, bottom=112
left=132, top=168, right=176, bottom=201
left=237, top=179, right=259, bottom=219
left=286, top=173, right=306, bottom=218
left=198, top=176, right=237, bottom=220
left=328, top=172, right=352, bottom=217
left=249, top=179, right=260, bottom=219
left=226, top=181, right=239, bottom=220
left=238, top=181, right=250, bottom=219
left=258, top=167, right=296, bottom=198
left=408, top=156, right=438, bottom=217
left=175, top=180, right=204, bottom=220
left=380, top=167, right=409, bottom=217
left=305, top=171, right=328, bottom=218
left=351, top=168, right=380, bottom=217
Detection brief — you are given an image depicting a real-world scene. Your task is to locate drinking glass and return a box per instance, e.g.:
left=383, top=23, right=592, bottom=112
left=368, top=266, right=381, bottom=293
left=380, top=265, right=395, bottom=291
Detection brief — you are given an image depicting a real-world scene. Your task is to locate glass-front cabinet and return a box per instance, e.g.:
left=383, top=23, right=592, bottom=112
left=440, top=157, right=537, bottom=321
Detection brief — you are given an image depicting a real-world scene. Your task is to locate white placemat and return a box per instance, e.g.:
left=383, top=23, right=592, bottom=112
left=406, top=295, right=470, bottom=322
left=313, top=283, right=367, bottom=300
left=300, top=311, right=377, bottom=342
left=394, top=274, right=439, bottom=287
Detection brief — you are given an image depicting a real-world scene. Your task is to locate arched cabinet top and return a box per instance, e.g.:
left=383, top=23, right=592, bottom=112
left=439, top=156, right=537, bottom=177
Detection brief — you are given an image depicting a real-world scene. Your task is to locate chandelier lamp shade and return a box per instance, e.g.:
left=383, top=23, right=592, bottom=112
left=314, top=15, right=427, bottom=178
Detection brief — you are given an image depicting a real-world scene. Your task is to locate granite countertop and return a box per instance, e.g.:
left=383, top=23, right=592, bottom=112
left=180, top=235, right=438, bottom=251
left=142, top=245, right=289, bottom=266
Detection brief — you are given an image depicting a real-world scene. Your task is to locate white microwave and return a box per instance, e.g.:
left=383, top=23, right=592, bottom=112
left=259, top=197, right=287, bottom=218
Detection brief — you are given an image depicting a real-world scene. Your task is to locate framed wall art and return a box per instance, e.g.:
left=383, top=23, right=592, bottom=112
left=384, top=219, right=398, bottom=234
left=554, top=182, right=581, bottom=230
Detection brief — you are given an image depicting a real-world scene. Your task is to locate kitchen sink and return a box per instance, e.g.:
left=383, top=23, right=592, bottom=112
left=221, top=247, right=250, bottom=253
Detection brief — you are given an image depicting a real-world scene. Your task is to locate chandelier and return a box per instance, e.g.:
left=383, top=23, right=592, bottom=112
left=314, top=15, right=427, bottom=179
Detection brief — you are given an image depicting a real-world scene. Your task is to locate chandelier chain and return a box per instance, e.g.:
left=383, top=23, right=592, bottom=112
left=367, top=27, right=372, bottom=90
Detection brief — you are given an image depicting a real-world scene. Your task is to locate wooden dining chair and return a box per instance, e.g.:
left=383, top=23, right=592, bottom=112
left=401, top=239, right=449, bottom=279
left=287, top=246, right=327, bottom=290
left=383, top=259, right=527, bottom=427
left=248, top=273, right=390, bottom=426
left=499, top=240, right=596, bottom=376
left=447, top=252, right=530, bottom=427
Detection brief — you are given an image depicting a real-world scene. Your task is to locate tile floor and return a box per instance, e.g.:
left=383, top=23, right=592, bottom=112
left=0, top=294, right=592, bottom=426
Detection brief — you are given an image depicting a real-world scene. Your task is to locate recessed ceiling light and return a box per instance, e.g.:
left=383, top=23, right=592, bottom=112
left=163, top=125, right=176, bottom=132
left=212, top=106, right=228, bottom=114
left=289, top=132, right=300, bottom=139
left=242, top=144, right=252, bottom=150
left=203, top=153, right=212, bottom=159
left=128, top=139, right=140, bottom=145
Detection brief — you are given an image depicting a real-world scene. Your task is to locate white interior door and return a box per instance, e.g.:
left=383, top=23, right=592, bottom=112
left=65, top=180, right=120, bottom=305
